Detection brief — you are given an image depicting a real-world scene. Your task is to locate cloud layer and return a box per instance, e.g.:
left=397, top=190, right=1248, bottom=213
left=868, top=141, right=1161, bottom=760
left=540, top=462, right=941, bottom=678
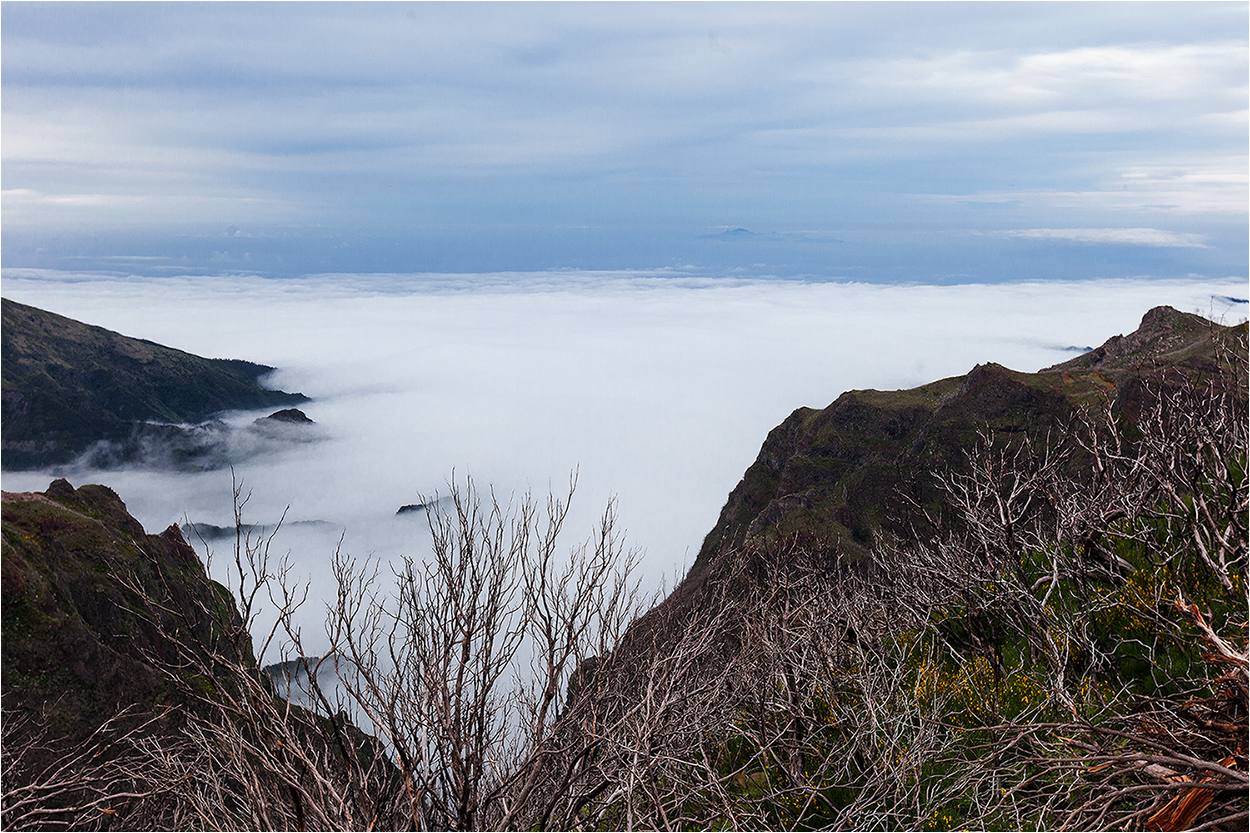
left=1000, top=228, right=1209, bottom=248
left=2, top=271, right=1245, bottom=651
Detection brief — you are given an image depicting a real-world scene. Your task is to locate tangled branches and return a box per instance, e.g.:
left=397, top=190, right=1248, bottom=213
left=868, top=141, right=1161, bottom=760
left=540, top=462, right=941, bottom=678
left=862, top=359, right=1248, bottom=830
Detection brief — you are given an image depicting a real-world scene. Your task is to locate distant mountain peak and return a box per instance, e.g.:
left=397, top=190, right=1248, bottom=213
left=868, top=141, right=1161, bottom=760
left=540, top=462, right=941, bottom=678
left=696, top=227, right=758, bottom=240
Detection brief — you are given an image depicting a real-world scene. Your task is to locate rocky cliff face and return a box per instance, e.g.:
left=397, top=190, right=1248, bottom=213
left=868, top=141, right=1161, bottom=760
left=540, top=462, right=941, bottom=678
left=1, top=298, right=308, bottom=469
left=1, top=479, right=253, bottom=758
left=688, top=306, right=1248, bottom=580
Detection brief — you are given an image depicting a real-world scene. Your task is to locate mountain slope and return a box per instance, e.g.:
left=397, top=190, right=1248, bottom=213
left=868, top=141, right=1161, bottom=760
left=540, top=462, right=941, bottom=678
left=1, top=298, right=307, bottom=469
left=689, top=306, right=1247, bottom=580
left=2, top=479, right=254, bottom=776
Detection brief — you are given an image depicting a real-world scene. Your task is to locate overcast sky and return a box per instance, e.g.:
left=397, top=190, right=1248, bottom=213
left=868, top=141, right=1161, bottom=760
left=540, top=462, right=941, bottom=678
left=3, top=1, right=1246, bottom=280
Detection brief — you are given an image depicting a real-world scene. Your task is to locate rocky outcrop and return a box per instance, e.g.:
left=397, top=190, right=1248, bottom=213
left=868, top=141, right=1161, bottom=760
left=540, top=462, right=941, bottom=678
left=256, top=408, right=315, bottom=425
left=2, top=479, right=254, bottom=767
left=2, top=479, right=394, bottom=829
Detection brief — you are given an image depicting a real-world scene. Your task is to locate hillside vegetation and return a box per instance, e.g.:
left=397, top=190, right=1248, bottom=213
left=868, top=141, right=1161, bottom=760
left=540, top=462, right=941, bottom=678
left=1, top=298, right=307, bottom=469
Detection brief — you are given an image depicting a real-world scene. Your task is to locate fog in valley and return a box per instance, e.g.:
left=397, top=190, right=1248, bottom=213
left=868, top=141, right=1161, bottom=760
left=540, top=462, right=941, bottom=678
left=2, top=269, right=1245, bottom=655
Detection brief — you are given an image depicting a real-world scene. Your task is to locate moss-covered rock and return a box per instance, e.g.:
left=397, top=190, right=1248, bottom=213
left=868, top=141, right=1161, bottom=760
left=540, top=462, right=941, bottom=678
left=2, top=480, right=255, bottom=749
left=3, top=479, right=402, bottom=829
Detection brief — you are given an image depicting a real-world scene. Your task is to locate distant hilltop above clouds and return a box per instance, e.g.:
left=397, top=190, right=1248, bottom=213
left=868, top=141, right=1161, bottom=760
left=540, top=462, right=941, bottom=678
left=1, top=298, right=309, bottom=470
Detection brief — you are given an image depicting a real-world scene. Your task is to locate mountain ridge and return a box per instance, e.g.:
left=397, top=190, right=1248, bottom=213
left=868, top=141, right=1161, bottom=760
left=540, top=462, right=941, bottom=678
left=1, top=298, right=308, bottom=469
left=687, top=306, right=1247, bottom=581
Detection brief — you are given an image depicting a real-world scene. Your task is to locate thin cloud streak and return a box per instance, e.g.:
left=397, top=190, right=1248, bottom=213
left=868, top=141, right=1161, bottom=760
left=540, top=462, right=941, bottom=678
left=870, top=42, right=1247, bottom=106
left=999, top=228, right=1209, bottom=248
left=918, top=156, right=1249, bottom=217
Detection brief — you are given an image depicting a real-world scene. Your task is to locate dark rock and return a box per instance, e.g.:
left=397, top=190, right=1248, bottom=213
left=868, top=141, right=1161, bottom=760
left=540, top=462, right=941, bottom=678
left=180, top=518, right=337, bottom=541
left=258, top=407, right=315, bottom=425
left=182, top=521, right=253, bottom=540
left=397, top=495, right=454, bottom=516
left=263, top=655, right=324, bottom=682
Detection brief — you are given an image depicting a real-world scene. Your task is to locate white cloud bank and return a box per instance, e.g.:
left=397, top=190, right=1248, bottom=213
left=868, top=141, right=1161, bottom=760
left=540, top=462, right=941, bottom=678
left=2, top=270, right=1246, bottom=652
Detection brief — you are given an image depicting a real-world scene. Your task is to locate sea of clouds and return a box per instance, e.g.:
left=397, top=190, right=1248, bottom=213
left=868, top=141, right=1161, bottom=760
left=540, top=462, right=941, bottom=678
left=2, top=269, right=1246, bottom=656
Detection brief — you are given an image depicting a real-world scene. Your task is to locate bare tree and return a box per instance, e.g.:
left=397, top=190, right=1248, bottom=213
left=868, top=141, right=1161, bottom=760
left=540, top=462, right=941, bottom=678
left=322, top=473, right=659, bottom=830
left=0, top=706, right=171, bottom=831
left=856, top=354, right=1248, bottom=830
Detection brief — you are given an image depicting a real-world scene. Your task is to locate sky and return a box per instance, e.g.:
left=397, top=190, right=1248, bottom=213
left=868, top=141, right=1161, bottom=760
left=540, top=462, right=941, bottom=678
left=2, top=1, right=1247, bottom=280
